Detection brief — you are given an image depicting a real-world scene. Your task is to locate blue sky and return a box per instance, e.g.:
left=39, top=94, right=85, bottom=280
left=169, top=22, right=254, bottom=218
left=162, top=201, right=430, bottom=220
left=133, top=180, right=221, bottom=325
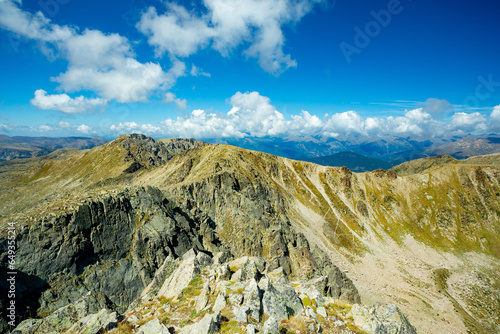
left=0, top=0, right=499, bottom=139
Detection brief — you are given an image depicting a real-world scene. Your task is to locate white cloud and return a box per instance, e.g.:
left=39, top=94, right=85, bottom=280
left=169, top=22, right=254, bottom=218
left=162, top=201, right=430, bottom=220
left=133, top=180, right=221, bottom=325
left=190, top=64, right=211, bottom=77
left=39, top=125, right=53, bottom=132
left=77, top=124, right=92, bottom=134
left=490, top=105, right=500, bottom=122
left=109, top=122, right=161, bottom=134
left=137, top=4, right=214, bottom=57
left=30, top=89, right=107, bottom=114
left=137, top=0, right=324, bottom=75
left=58, top=121, right=71, bottom=128
left=164, top=92, right=187, bottom=110
left=105, top=93, right=500, bottom=139
left=449, top=112, right=487, bottom=134
left=0, top=1, right=185, bottom=103
left=0, top=0, right=74, bottom=43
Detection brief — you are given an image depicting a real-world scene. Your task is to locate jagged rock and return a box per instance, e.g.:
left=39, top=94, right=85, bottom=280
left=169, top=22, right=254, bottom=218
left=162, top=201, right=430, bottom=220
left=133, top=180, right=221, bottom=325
left=137, top=318, right=170, bottom=334
left=263, top=316, right=279, bottom=334
left=234, top=305, right=250, bottom=322
left=228, top=292, right=244, bottom=306
left=67, top=308, right=118, bottom=334
left=267, top=267, right=287, bottom=284
left=231, top=269, right=245, bottom=282
left=349, top=303, right=417, bottom=334
left=195, top=282, right=210, bottom=312
left=197, top=252, right=214, bottom=268
left=179, top=311, right=221, bottom=334
left=213, top=293, right=227, bottom=313
left=157, top=249, right=201, bottom=299
left=215, top=264, right=231, bottom=281
left=242, top=279, right=262, bottom=321
left=317, top=306, right=327, bottom=318
left=26, top=292, right=93, bottom=333
left=213, top=250, right=233, bottom=265
left=246, top=323, right=257, bottom=334
left=305, top=306, right=317, bottom=319
left=295, top=279, right=325, bottom=308
left=11, top=318, right=42, bottom=334
left=141, top=256, right=178, bottom=297
left=261, top=280, right=303, bottom=321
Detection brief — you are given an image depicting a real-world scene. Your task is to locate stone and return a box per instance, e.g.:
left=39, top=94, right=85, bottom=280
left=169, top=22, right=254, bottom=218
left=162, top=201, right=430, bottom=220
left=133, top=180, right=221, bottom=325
left=262, top=281, right=303, bottom=321
left=242, top=278, right=262, bottom=321
left=246, top=323, right=257, bottom=334
left=137, top=318, right=170, bottom=334
left=67, top=308, right=118, bottom=334
left=11, top=318, right=42, bottom=334
left=197, top=252, right=214, bottom=268
left=317, top=306, right=327, bottom=318
left=141, top=256, right=178, bottom=297
left=195, top=282, right=210, bottom=312
left=213, top=293, right=227, bottom=313
left=157, top=249, right=201, bottom=299
left=179, top=311, right=221, bottom=334
left=263, top=316, right=279, bottom=334
left=305, top=306, right=317, bottom=319
left=348, top=303, right=417, bottom=334
left=228, top=292, right=244, bottom=306
left=216, top=264, right=232, bottom=281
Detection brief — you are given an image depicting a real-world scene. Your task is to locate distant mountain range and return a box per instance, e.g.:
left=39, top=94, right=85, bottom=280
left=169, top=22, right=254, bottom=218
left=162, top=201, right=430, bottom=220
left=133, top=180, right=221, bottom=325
left=0, top=135, right=109, bottom=161
left=305, top=151, right=394, bottom=172
left=217, top=135, right=500, bottom=167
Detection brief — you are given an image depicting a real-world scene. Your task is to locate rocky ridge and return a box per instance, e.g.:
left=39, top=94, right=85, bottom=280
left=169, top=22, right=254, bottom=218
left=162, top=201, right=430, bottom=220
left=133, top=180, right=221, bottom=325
left=13, top=249, right=415, bottom=334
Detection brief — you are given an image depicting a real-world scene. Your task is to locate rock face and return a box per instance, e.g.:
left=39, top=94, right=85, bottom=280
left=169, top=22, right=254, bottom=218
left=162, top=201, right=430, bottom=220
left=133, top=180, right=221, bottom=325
left=1, top=186, right=225, bottom=320
left=349, top=303, right=417, bottom=334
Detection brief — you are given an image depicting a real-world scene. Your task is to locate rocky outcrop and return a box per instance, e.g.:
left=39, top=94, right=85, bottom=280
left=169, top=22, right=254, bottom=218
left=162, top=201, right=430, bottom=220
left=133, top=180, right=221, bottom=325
left=349, top=303, right=417, bottom=334
left=0, top=186, right=224, bottom=322
left=112, top=254, right=416, bottom=333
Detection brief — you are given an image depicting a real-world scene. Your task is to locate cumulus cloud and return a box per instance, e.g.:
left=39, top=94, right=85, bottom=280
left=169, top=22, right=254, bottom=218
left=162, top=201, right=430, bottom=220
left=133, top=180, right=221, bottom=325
left=137, top=0, right=324, bottom=75
left=76, top=124, right=92, bottom=134
left=449, top=112, right=488, bottom=134
left=39, top=125, right=53, bottom=132
left=0, top=0, right=74, bottom=43
left=109, top=92, right=498, bottom=139
left=31, top=89, right=107, bottom=114
left=0, top=1, right=185, bottom=103
left=164, top=92, right=187, bottom=110
left=109, top=122, right=161, bottom=134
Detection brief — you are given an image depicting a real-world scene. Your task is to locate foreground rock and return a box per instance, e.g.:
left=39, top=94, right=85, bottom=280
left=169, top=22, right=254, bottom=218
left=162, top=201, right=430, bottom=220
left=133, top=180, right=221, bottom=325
left=349, top=303, right=417, bottom=334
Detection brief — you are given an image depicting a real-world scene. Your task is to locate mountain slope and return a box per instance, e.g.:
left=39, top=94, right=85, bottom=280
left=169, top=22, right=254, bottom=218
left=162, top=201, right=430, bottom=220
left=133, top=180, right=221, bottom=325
left=0, top=136, right=499, bottom=333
